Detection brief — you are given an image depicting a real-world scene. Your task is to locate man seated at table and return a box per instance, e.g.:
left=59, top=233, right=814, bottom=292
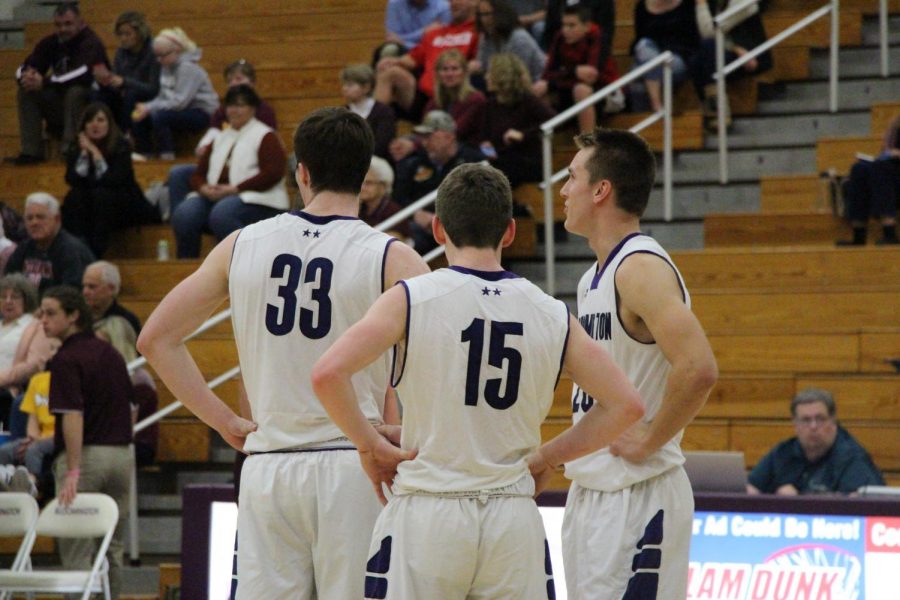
left=747, top=388, right=885, bottom=495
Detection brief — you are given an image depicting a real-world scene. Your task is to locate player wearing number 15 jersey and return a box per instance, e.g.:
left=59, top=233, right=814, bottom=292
left=312, top=163, right=643, bottom=599
left=138, top=108, right=429, bottom=599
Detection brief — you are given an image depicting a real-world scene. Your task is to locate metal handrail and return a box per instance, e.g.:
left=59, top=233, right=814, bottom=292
left=541, top=51, right=675, bottom=295
left=880, top=0, right=890, bottom=78
left=714, top=0, right=840, bottom=183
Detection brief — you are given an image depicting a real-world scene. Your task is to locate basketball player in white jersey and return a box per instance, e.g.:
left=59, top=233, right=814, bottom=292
left=138, top=107, right=429, bottom=598
left=532, top=128, right=719, bottom=599
left=311, top=163, right=644, bottom=599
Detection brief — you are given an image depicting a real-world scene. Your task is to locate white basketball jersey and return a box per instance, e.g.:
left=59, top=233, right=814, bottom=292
left=392, top=266, right=570, bottom=494
left=229, top=211, right=396, bottom=453
left=565, top=233, right=690, bottom=491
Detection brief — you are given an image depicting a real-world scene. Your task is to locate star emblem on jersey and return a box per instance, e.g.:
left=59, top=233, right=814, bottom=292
left=492, top=288, right=501, bottom=296
left=482, top=287, right=490, bottom=296
left=302, top=229, right=321, bottom=238
left=313, top=230, right=321, bottom=238
left=303, top=229, right=311, bottom=237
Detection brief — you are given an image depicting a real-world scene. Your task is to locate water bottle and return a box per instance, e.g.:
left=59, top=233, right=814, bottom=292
left=157, top=239, right=170, bottom=261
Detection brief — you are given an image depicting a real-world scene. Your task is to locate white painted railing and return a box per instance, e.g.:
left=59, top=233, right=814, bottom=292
left=540, top=51, right=675, bottom=295
left=714, top=0, right=841, bottom=183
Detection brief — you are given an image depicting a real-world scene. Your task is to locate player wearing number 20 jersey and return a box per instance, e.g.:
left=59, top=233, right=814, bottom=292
left=230, top=212, right=396, bottom=453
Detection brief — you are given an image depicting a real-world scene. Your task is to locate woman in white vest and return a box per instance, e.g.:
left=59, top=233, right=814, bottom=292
left=170, top=84, right=289, bottom=258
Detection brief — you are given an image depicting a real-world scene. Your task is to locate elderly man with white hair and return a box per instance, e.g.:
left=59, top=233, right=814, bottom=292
left=358, top=155, right=410, bottom=239
left=3, top=192, right=95, bottom=292
left=82, top=260, right=142, bottom=336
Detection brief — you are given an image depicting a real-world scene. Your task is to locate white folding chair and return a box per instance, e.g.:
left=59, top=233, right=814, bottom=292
left=0, top=492, right=40, bottom=600
left=0, top=493, right=118, bottom=600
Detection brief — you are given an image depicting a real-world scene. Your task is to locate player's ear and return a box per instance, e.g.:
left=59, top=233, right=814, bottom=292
left=499, top=218, right=516, bottom=249
left=593, top=179, right=612, bottom=206
left=295, top=162, right=310, bottom=189
left=432, top=215, right=447, bottom=245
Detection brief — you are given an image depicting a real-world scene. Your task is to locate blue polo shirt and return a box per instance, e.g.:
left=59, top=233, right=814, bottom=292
left=748, top=426, right=885, bottom=494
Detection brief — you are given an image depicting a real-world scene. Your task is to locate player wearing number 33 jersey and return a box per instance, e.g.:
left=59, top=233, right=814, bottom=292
left=138, top=108, right=429, bottom=600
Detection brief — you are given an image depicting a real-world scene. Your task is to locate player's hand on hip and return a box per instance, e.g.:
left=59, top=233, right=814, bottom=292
left=527, top=450, right=556, bottom=497
left=375, top=423, right=403, bottom=447
left=360, top=437, right=417, bottom=505
left=219, top=415, right=258, bottom=453
left=609, top=421, right=652, bottom=464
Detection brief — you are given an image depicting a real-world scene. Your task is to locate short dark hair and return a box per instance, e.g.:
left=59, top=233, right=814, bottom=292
left=435, top=163, right=512, bottom=249
left=43, top=285, right=93, bottom=333
left=224, top=84, right=261, bottom=108
left=575, top=128, right=656, bottom=217
left=293, top=107, right=374, bottom=196
left=224, top=59, right=256, bottom=83
left=791, top=388, right=836, bottom=417
left=479, top=0, right=520, bottom=40
left=54, top=2, right=80, bottom=17
left=562, top=4, right=591, bottom=22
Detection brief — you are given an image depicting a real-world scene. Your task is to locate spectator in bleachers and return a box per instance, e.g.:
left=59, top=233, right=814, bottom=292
left=359, top=156, right=410, bottom=238
left=533, top=5, right=620, bottom=133
left=747, top=388, right=885, bottom=495
left=837, top=116, right=900, bottom=246
left=470, top=0, right=546, bottom=85
left=0, top=274, right=39, bottom=427
left=543, top=0, right=615, bottom=54
left=394, top=110, right=485, bottom=253
left=92, top=11, right=160, bottom=136
left=41, top=285, right=133, bottom=599
left=62, top=103, right=161, bottom=258
left=167, top=59, right=279, bottom=221
left=385, top=0, right=452, bottom=49
left=630, top=0, right=707, bottom=112
left=375, top=0, right=478, bottom=122
left=507, top=0, right=547, bottom=43
left=691, top=0, right=772, bottom=131
left=481, top=53, right=555, bottom=187
left=9, top=2, right=108, bottom=165
left=82, top=261, right=142, bottom=336
left=0, top=215, right=16, bottom=275
left=341, top=64, right=396, bottom=161
left=4, top=192, right=95, bottom=293
left=0, top=275, right=57, bottom=438
left=131, top=27, right=219, bottom=160
left=0, top=370, right=54, bottom=497
left=170, top=85, right=289, bottom=258
left=95, top=316, right=157, bottom=468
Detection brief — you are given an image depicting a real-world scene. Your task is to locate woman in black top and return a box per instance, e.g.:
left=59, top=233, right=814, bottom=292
left=62, top=103, right=160, bottom=257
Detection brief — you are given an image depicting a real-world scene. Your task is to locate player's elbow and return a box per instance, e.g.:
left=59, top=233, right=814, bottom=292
left=690, top=358, right=719, bottom=396
left=310, top=358, right=342, bottom=405
left=135, top=327, right=157, bottom=360
left=623, top=389, right=645, bottom=424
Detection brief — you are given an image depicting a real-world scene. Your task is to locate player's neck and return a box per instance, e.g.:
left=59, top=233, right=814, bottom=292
left=302, top=192, right=361, bottom=218
left=588, top=220, right=641, bottom=264
left=447, top=246, right=504, bottom=272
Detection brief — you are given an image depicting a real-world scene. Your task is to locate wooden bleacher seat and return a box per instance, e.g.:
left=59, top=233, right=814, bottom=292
left=672, top=246, right=900, bottom=291
left=871, top=102, right=900, bottom=137
left=702, top=212, right=881, bottom=246
left=816, top=136, right=883, bottom=177
left=759, top=173, right=823, bottom=213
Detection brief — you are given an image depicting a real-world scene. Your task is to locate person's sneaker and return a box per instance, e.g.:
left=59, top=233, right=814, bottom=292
left=9, top=466, right=34, bottom=496
left=4, top=154, right=44, bottom=166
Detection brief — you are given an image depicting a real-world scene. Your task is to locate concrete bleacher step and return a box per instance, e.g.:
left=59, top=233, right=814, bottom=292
left=672, top=146, right=816, bottom=183
left=705, top=110, right=872, bottom=150
left=809, top=43, right=900, bottom=79
left=861, top=13, right=900, bottom=45
left=756, top=75, right=900, bottom=114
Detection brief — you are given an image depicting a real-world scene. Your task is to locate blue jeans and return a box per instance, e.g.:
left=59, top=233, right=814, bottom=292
left=171, top=194, right=283, bottom=258
left=167, top=163, right=197, bottom=215
left=629, top=38, right=689, bottom=111
left=133, top=107, right=210, bottom=155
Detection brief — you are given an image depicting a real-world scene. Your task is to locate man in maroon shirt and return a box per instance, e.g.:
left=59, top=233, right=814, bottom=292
left=42, top=285, right=133, bottom=600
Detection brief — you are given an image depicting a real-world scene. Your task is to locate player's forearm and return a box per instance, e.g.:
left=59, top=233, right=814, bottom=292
left=540, top=393, right=643, bottom=467
left=643, top=359, right=717, bottom=453
left=142, top=340, right=236, bottom=434
left=311, top=368, right=383, bottom=452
